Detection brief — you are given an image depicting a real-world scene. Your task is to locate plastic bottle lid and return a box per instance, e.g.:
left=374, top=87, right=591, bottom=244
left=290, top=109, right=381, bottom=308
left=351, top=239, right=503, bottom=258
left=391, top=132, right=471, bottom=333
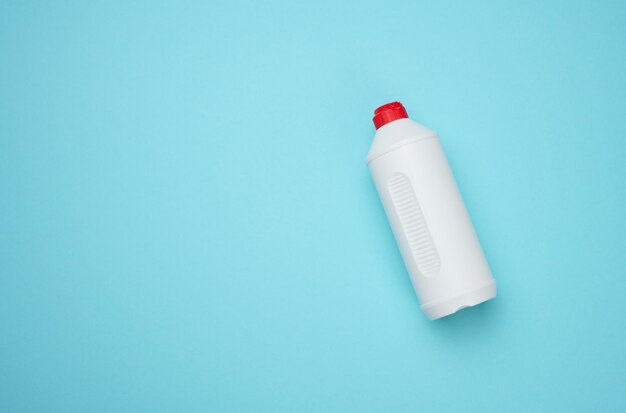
left=373, top=101, right=408, bottom=129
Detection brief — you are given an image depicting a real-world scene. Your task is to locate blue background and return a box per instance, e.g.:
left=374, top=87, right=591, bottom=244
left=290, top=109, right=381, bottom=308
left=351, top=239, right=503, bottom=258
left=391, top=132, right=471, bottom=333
left=1, top=1, right=625, bottom=411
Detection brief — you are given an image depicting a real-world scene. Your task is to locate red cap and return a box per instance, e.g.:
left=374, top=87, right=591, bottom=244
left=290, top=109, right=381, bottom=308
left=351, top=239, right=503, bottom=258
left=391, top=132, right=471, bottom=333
left=372, top=101, right=408, bottom=129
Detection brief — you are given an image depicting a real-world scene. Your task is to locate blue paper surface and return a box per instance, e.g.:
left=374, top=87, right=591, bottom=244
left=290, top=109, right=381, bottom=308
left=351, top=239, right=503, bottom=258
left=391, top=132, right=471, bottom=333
left=1, top=1, right=625, bottom=411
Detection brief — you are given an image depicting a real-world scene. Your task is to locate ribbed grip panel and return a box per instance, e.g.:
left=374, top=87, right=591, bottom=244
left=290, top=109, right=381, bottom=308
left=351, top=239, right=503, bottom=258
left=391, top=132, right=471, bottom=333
left=388, top=173, right=441, bottom=276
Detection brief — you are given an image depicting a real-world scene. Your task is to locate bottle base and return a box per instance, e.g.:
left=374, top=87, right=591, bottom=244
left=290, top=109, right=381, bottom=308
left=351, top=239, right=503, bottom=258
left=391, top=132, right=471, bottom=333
left=421, top=281, right=497, bottom=320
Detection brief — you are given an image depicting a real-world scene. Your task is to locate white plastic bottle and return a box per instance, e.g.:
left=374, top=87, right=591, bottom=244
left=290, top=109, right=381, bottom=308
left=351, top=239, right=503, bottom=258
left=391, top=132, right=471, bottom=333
left=367, top=102, right=496, bottom=319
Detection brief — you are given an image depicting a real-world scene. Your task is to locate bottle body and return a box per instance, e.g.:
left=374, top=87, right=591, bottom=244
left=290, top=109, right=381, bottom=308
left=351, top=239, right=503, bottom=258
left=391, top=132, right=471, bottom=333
left=367, top=116, right=496, bottom=319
